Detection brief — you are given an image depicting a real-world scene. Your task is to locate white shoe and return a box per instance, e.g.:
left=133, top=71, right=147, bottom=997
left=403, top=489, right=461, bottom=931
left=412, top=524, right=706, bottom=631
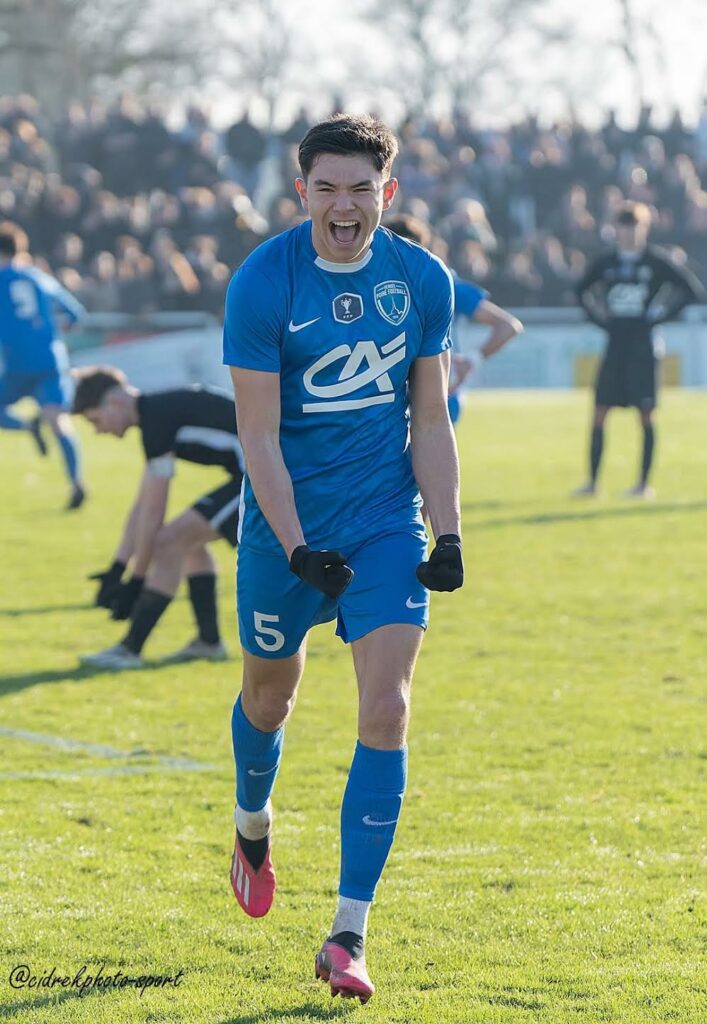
left=164, top=638, right=228, bottom=664
left=571, top=482, right=598, bottom=498
left=79, top=643, right=144, bottom=670
left=623, top=484, right=656, bottom=500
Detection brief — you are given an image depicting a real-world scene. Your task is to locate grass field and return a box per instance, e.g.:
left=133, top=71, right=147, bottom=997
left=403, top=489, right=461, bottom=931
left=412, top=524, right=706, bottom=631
left=0, top=389, right=705, bottom=1024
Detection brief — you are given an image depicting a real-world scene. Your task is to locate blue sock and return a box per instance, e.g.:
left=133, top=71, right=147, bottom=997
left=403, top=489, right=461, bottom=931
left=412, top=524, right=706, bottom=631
left=0, top=409, right=26, bottom=430
left=56, top=430, right=81, bottom=485
left=231, top=694, right=283, bottom=812
left=339, top=742, right=408, bottom=902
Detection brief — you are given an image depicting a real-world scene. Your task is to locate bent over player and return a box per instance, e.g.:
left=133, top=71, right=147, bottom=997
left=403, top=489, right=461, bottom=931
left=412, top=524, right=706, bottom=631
left=0, top=225, right=86, bottom=509
left=573, top=202, right=703, bottom=498
left=224, top=114, right=463, bottom=1003
left=73, top=367, right=242, bottom=669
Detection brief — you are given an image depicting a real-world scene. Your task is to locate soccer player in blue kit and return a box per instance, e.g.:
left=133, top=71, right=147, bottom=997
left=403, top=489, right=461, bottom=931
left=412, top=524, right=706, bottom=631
left=223, top=115, right=464, bottom=1003
left=0, top=225, right=86, bottom=509
left=384, top=214, right=522, bottom=424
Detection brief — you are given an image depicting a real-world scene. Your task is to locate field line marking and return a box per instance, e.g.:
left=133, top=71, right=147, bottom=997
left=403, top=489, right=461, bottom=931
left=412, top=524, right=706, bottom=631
left=0, top=725, right=217, bottom=773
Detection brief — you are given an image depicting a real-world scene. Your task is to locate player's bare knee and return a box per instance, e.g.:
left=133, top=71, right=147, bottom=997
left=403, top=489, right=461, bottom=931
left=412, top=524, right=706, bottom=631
left=244, top=684, right=296, bottom=731
left=360, top=690, right=410, bottom=742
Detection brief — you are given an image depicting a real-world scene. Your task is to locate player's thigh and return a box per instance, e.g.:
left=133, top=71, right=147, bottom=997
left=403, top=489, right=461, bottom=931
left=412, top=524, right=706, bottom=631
left=156, top=508, right=220, bottom=556
left=193, top=478, right=241, bottom=547
left=236, top=544, right=336, bottom=660
left=336, top=528, right=429, bottom=645
left=352, top=622, right=423, bottom=700
left=0, top=373, right=28, bottom=408
left=36, top=372, right=71, bottom=413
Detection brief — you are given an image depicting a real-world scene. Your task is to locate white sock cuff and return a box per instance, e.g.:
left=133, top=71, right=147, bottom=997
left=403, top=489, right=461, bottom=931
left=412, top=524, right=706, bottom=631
left=235, top=800, right=272, bottom=840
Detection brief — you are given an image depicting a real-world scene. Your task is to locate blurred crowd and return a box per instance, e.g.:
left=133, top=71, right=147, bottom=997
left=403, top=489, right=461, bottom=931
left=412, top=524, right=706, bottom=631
left=1, top=93, right=706, bottom=314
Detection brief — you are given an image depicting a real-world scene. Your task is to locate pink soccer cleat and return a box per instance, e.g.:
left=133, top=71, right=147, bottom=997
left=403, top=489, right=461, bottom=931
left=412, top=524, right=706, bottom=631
left=315, top=939, right=375, bottom=1004
left=230, top=833, right=276, bottom=918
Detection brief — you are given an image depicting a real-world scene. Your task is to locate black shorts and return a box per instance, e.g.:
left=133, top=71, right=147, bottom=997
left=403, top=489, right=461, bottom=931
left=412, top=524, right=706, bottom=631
left=193, top=478, right=241, bottom=547
left=595, top=340, right=657, bottom=409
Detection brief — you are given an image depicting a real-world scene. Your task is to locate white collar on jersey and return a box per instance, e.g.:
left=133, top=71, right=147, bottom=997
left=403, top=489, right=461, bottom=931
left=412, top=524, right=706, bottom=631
left=314, top=249, right=373, bottom=273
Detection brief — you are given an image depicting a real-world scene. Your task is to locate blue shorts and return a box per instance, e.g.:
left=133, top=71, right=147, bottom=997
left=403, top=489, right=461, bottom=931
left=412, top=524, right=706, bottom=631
left=0, top=370, right=71, bottom=409
left=447, top=393, right=462, bottom=425
left=237, top=529, right=430, bottom=659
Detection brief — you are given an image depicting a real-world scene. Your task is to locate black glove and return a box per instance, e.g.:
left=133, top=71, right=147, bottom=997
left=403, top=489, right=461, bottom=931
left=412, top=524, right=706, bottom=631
left=416, top=534, right=464, bottom=592
left=289, top=545, right=353, bottom=599
left=109, top=576, right=144, bottom=620
left=89, top=560, right=126, bottom=609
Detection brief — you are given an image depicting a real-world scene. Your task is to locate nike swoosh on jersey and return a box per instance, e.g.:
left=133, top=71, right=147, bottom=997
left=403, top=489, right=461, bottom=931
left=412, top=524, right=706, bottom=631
left=288, top=317, right=321, bottom=332
left=405, top=596, right=427, bottom=609
left=362, top=815, right=398, bottom=826
left=247, top=765, right=278, bottom=777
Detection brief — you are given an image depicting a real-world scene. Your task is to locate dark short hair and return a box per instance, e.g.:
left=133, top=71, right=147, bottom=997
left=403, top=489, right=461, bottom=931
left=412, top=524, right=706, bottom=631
left=384, top=214, right=431, bottom=248
left=298, top=114, right=399, bottom=179
left=0, top=230, right=17, bottom=257
left=72, top=366, right=127, bottom=414
left=616, top=200, right=651, bottom=227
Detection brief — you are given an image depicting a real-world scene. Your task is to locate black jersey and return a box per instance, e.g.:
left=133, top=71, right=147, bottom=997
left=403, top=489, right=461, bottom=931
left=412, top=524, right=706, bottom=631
left=136, top=387, right=243, bottom=477
left=576, top=246, right=703, bottom=340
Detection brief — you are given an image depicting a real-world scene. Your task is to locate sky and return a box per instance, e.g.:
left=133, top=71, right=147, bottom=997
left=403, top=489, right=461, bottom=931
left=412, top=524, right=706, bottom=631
left=192, top=0, right=707, bottom=130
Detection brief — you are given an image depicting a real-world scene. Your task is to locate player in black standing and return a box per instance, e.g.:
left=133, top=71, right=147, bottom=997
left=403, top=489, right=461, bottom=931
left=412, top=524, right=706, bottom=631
left=573, top=201, right=703, bottom=498
left=72, top=366, right=242, bottom=669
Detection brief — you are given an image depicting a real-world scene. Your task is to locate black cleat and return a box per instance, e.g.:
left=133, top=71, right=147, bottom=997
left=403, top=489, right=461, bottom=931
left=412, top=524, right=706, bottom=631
left=29, top=415, right=48, bottom=456
left=66, top=484, right=87, bottom=511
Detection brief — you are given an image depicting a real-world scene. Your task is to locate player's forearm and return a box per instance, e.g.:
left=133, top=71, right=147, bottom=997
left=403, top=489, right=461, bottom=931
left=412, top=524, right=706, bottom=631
left=114, top=496, right=143, bottom=564
left=481, top=317, right=522, bottom=359
left=240, top=434, right=305, bottom=558
left=411, top=418, right=461, bottom=539
left=132, top=495, right=168, bottom=578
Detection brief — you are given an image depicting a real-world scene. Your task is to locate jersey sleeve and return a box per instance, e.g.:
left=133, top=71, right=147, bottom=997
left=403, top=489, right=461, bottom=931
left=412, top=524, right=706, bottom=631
left=453, top=276, right=487, bottom=318
left=417, top=255, right=454, bottom=357
left=223, top=264, right=287, bottom=372
left=29, top=268, right=85, bottom=324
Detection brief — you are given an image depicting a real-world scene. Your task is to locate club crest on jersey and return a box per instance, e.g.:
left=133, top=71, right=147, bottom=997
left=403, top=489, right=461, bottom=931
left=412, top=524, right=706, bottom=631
left=333, top=292, right=363, bottom=323
left=374, top=280, right=410, bottom=326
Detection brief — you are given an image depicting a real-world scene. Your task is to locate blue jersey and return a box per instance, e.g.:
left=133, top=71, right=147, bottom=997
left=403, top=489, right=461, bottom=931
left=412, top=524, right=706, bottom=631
left=0, top=265, right=84, bottom=375
left=453, top=274, right=486, bottom=320
left=223, top=222, right=453, bottom=553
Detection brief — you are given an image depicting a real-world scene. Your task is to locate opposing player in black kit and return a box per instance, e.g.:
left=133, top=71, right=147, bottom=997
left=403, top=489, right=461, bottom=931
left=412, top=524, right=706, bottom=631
left=72, top=366, right=243, bottom=669
left=573, top=202, right=703, bottom=498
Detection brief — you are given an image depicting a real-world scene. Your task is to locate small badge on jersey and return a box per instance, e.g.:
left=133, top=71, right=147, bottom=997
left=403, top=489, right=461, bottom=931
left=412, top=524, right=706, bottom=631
left=333, top=292, right=363, bottom=323
left=374, top=280, right=410, bottom=326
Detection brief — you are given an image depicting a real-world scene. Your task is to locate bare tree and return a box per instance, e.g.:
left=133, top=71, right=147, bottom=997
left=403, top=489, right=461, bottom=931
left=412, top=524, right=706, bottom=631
left=0, top=0, right=218, bottom=112
left=357, top=0, right=561, bottom=116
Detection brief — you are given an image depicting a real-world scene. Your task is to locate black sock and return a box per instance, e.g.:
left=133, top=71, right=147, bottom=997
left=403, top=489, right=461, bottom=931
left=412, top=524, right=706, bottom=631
left=122, top=589, right=171, bottom=654
left=188, top=573, right=220, bottom=644
left=590, top=425, right=604, bottom=483
left=237, top=829, right=268, bottom=872
left=641, top=423, right=655, bottom=485
left=329, top=931, right=365, bottom=959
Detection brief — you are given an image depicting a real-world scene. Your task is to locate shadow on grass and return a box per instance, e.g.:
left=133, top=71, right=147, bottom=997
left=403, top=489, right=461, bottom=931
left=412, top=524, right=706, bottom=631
left=0, top=658, right=179, bottom=697
left=0, top=601, right=94, bottom=618
left=0, top=986, right=117, bottom=1019
left=472, top=498, right=707, bottom=531
left=220, top=1004, right=355, bottom=1024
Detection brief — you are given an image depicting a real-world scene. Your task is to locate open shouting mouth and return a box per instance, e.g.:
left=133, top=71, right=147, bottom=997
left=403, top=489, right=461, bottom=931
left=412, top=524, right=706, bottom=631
left=330, top=220, right=361, bottom=245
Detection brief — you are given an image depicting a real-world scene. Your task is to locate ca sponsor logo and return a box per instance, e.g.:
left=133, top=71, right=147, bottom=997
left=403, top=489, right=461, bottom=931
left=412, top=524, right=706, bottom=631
left=302, top=333, right=406, bottom=413
left=374, top=280, right=410, bottom=326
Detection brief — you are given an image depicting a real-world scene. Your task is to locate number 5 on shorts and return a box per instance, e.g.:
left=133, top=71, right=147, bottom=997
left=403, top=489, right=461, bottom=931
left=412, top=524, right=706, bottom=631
left=254, top=611, right=285, bottom=653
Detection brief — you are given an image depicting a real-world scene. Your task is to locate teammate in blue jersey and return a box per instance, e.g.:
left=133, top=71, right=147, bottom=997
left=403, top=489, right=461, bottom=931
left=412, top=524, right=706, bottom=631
left=0, top=225, right=86, bottom=509
left=384, top=214, right=523, bottom=423
left=223, top=114, right=464, bottom=1003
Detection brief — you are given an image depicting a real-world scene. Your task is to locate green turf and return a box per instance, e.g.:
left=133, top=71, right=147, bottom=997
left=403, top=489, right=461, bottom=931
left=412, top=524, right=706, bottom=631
left=0, top=390, right=705, bottom=1023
